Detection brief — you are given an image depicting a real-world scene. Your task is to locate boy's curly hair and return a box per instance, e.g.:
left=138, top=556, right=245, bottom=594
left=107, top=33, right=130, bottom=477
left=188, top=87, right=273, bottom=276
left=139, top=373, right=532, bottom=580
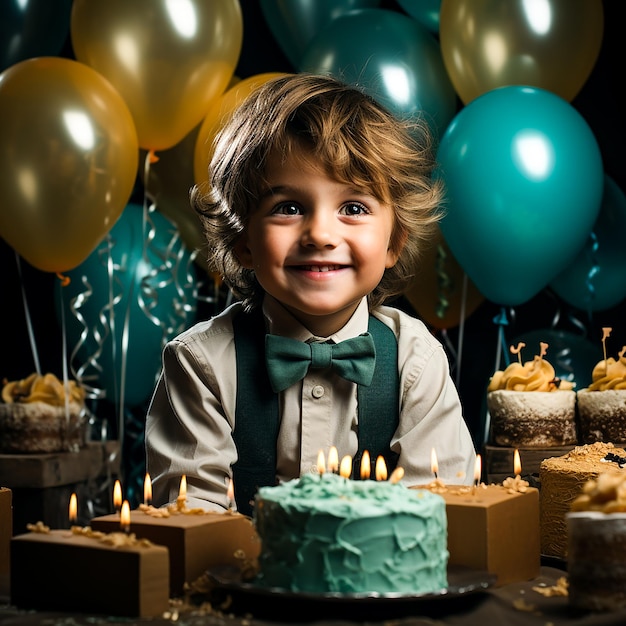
left=191, top=73, right=444, bottom=311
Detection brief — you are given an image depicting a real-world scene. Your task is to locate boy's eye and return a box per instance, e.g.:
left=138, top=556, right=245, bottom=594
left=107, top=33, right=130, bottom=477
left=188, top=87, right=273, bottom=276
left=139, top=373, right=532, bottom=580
left=273, top=202, right=301, bottom=215
left=340, top=203, right=369, bottom=216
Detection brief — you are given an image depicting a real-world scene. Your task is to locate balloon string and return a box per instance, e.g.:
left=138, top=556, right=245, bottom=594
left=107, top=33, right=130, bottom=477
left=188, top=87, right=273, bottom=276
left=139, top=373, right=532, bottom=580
left=583, top=230, right=600, bottom=325
left=58, top=284, right=71, bottom=425
left=14, top=251, right=41, bottom=375
left=454, top=273, right=469, bottom=387
left=435, top=243, right=451, bottom=319
left=484, top=307, right=510, bottom=445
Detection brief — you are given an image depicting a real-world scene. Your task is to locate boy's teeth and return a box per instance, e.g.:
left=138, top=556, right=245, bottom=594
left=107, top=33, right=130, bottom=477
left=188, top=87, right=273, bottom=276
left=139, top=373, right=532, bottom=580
left=306, top=265, right=338, bottom=272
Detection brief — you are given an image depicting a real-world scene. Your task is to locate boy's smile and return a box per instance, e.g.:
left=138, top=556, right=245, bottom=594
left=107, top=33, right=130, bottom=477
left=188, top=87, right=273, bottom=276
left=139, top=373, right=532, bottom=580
left=236, top=149, right=401, bottom=336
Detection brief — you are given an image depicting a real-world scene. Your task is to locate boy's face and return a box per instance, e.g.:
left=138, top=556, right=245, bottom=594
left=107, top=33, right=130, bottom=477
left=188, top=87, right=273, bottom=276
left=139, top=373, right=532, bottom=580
left=235, top=150, right=400, bottom=336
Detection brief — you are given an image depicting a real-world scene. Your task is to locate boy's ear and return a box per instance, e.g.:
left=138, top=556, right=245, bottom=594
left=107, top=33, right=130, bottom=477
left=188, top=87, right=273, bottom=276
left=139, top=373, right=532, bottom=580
left=233, top=234, right=254, bottom=269
left=385, top=228, right=408, bottom=268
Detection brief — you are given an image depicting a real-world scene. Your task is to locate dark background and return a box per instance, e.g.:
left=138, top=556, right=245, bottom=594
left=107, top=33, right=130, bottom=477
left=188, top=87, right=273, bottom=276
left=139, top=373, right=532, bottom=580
left=2, top=1, right=624, bottom=489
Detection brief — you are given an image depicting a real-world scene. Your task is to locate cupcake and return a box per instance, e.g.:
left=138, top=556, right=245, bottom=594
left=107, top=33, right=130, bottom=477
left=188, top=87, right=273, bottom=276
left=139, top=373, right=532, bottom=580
left=577, top=328, right=626, bottom=444
left=0, top=372, right=87, bottom=453
left=487, top=342, right=577, bottom=447
left=567, top=468, right=626, bottom=611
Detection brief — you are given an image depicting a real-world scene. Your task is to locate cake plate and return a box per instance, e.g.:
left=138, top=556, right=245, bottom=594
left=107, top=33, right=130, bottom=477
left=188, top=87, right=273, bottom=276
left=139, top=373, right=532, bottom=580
left=203, top=564, right=496, bottom=621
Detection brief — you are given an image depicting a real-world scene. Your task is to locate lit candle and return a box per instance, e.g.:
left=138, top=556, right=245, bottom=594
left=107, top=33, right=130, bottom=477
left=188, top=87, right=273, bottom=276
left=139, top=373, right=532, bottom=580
left=389, top=466, right=404, bottom=484
left=514, top=449, right=522, bottom=478
left=317, top=449, right=326, bottom=475
left=176, top=475, right=187, bottom=510
left=339, top=455, right=352, bottom=478
left=327, top=446, right=339, bottom=473
left=375, top=455, right=387, bottom=481
left=360, top=450, right=371, bottom=480
left=226, top=477, right=234, bottom=510
left=120, top=500, right=131, bottom=533
left=143, top=473, right=152, bottom=507
left=113, top=479, right=122, bottom=514
left=69, top=492, right=78, bottom=527
left=473, top=454, right=482, bottom=494
left=431, top=448, right=439, bottom=480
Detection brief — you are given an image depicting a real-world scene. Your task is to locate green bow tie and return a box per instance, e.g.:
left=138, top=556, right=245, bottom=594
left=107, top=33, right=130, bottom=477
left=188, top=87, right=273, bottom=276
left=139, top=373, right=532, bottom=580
left=265, top=333, right=376, bottom=393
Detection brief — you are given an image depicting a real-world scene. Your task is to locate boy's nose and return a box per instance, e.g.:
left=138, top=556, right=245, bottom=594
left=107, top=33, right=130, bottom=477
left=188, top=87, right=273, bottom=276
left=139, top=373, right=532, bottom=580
left=300, top=212, right=338, bottom=248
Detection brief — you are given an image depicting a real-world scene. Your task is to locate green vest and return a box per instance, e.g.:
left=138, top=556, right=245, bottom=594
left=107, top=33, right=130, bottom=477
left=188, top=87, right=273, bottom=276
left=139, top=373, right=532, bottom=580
left=232, top=307, right=399, bottom=516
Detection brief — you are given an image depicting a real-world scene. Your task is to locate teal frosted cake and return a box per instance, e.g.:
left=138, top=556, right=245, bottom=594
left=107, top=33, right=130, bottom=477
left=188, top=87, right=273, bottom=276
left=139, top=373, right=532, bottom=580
left=253, top=472, right=448, bottom=594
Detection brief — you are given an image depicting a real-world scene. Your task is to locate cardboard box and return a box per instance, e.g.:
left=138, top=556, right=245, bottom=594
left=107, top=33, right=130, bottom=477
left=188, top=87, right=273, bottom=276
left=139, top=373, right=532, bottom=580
left=11, top=529, right=169, bottom=617
left=90, top=509, right=260, bottom=596
left=413, top=484, right=540, bottom=586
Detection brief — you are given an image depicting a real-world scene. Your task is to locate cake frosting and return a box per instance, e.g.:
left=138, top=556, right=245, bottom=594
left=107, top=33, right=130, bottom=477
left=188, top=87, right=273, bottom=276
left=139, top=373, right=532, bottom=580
left=567, top=472, right=626, bottom=611
left=577, top=341, right=626, bottom=444
left=487, top=342, right=577, bottom=447
left=0, top=373, right=86, bottom=453
left=539, top=442, right=626, bottom=558
left=253, top=472, right=448, bottom=595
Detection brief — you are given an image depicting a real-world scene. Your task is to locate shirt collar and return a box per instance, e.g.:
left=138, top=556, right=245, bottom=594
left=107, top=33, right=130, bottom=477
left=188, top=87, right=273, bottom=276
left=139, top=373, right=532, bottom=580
left=262, top=295, right=370, bottom=343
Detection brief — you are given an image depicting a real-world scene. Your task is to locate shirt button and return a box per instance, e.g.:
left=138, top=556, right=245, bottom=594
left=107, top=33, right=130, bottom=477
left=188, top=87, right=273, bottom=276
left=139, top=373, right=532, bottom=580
left=312, top=385, right=325, bottom=398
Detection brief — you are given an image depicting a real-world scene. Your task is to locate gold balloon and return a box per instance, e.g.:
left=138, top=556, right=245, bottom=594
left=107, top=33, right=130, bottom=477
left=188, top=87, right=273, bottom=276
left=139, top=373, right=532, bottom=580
left=71, top=0, right=243, bottom=151
left=404, top=228, right=484, bottom=330
left=194, top=72, right=288, bottom=185
left=0, top=57, right=139, bottom=273
left=439, top=0, right=604, bottom=104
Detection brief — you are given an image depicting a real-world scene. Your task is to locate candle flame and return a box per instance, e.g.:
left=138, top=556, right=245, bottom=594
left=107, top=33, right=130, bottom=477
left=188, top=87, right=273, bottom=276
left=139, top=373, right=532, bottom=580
left=474, top=454, right=482, bottom=484
left=514, top=449, right=522, bottom=476
left=375, top=456, right=387, bottom=481
left=339, top=455, right=352, bottom=478
left=227, top=477, right=234, bottom=503
left=317, top=449, right=326, bottom=474
left=69, top=492, right=77, bottom=525
left=389, top=467, right=404, bottom=484
left=143, top=473, right=152, bottom=506
left=431, top=448, right=438, bottom=476
left=327, top=446, right=339, bottom=473
left=113, top=479, right=122, bottom=511
left=179, top=474, right=187, bottom=498
left=120, top=500, right=131, bottom=533
left=360, top=450, right=371, bottom=479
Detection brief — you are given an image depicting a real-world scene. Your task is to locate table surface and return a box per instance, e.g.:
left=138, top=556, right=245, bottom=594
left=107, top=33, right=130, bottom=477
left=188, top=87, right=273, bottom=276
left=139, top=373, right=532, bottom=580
left=1, top=567, right=625, bottom=626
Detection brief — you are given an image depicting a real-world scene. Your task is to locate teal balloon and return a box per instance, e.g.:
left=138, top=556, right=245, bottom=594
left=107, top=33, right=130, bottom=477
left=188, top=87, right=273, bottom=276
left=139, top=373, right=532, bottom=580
left=437, top=86, right=603, bottom=306
left=511, top=329, right=602, bottom=390
left=299, top=8, right=457, bottom=141
left=59, top=204, right=197, bottom=407
left=260, top=0, right=381, bottom=69
left=396, top=0, right=440, bottom=33
left=550, top=176, right=626, bottom=312
left=1, top=0, right=73, bottom=72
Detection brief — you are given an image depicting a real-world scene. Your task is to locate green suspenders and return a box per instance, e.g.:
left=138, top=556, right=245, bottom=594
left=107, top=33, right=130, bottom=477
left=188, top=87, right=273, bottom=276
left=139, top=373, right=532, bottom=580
left=232, top=307, right=399, bottom=516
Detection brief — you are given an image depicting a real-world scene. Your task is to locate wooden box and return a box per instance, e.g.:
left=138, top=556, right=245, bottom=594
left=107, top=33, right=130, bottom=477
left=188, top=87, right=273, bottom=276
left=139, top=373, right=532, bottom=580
left=0, top=441, right=120, bottom=533
left=483, top=445, right=575, bottom=484
left=0, top=487, right=11, bottom=599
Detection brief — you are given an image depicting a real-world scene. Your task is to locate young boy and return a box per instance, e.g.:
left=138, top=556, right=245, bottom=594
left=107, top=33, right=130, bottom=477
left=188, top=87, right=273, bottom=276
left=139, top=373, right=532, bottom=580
left=145, top=74, right=476, bottom=516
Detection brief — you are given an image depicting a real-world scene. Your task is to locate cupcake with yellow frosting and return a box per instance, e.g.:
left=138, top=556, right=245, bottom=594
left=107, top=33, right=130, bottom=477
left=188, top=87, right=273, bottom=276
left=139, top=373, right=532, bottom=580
left=487, top=342, right=577, bottom=447
left=577, top=328, right=626, bottom=444
left=0, top=373, right=86, bottom=453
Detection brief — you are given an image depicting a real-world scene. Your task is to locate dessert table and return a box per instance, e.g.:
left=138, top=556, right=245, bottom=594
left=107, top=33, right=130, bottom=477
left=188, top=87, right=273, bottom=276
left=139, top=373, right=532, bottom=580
left=1, top=567, right=626, bottom=626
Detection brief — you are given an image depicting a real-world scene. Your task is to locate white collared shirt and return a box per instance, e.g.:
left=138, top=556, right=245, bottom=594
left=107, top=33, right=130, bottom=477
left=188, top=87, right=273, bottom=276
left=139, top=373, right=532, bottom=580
left=145, top=295, right=476, bottom=511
